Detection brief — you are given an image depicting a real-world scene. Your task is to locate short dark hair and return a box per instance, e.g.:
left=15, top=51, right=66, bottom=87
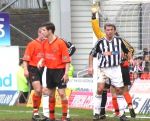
left=19, top=59, right=23, bottom=65
left=41, top=22, right=55, bottom=34
left=104, top=23, right=116, bottom=30
left=115, top=32, right=119, bottom=36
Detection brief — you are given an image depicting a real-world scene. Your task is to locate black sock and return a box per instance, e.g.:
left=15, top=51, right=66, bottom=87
left=100, top=90, right=107, bottom=115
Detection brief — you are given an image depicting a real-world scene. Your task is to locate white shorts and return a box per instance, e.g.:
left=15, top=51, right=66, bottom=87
left=97, top=65, right=124, bottom=87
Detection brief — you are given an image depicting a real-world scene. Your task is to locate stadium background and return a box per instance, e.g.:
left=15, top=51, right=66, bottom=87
left=0, top=0, right=150, bottom=121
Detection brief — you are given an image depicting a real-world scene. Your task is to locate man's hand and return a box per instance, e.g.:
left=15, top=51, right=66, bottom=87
left=38, top=34, right=46, bottom=41
left=37, top=58, right=44, bottom=69
left=88, top=67, right=93, bottom=75
left=129, top=58, right=134, bottom=65
left=91, top=3, right=100, bottom=13
left=23, top=61, right=29, bottom=77
left=103, top=52, right=112, bottom=56
left=24, top=69, right=29, bottom=77
left=62, top=74, right=69, bottom=83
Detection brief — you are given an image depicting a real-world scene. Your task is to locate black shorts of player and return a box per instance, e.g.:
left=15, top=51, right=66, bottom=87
left=28, top=65, right=44, bottom=85
left=104, top=82, right=111, bottom=89
left=121, top=66, right=131, bottom=86
left=46, top=68, right=66, bottom=89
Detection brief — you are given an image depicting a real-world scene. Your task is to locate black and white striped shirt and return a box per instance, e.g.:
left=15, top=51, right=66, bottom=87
left=90, top=36, right=129, bottom=68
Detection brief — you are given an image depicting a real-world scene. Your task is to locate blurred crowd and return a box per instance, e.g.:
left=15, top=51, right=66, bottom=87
left=130, top=48, right=150, bottom=83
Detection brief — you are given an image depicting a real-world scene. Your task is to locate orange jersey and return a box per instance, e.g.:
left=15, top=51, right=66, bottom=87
left=23, top=39, right=44, bottom=66
left=42, top=37, right=70, bottom=69
left=121, top=60, right=129, bottom=67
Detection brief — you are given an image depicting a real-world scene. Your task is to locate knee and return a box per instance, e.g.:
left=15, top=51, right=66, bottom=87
left=116, top=88, right=123, bottom=95
left=59, top=93, right=66, bottom=100
left=97, top=85, right=104, bottom=94
left=123, top=86, right=128, bottom=92
left=97, top=90, right=103, bottom=95
left=49, top=93, right=55, bottom=98
left=34, top=88, right=42, bottom=95
left=111, top=92, right=117, bottom=97
left=42, top=87, right=49, bottom=95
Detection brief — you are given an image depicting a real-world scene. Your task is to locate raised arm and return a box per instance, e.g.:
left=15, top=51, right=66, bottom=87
left=91, top=11, right=105, bottom=39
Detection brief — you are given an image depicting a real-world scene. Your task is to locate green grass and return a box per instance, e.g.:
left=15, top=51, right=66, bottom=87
left=0, top=105, right=150, bottom=121
left=0, top=105, right=33, bottom=120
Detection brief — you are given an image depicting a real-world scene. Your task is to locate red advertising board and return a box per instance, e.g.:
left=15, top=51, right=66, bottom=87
left=69, top=91, right=93, bottom=109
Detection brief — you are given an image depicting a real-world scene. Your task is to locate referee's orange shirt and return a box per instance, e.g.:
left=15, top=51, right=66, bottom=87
left=42, top=37, right=70, bottom=69
left=23, top=39, right=44, bottom=66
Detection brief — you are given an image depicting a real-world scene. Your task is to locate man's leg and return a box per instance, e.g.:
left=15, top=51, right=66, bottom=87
left=110, top=87, right=119, bottom=116
left=123, top=86, right=136, bottom=118
left=121, top=67, right=136, bottom=118
left=93, top=83, right=104, bottom=121
left=99, top=90, right=107, bottom=119
left=28, top=66, right=44, bottom=120
left=32, top=81, right=42, bottom=120
left=93, top=94, right=102, bottom=116
left=115, top=87, right=129, bottom=121
left=58, top=89, right=68, bottom=121
left=108, top=66, right=129, bottom=121
left=42, top=87, right=50, bottom=118
left=99, top=81, right=110, bottom=119
left=48, top=88, right=56, bottom=121
left=46, top=68, right=57, bottom=121
left=54, top=68, right=69, bottom=121
left=111, top=86, right=129, bottom=121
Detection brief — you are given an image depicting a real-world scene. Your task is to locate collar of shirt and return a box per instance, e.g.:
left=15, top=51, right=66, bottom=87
left=35, top=38, right=43, bottom=44
left=48, top=36, right=58, bottom=44
left=104, top=36, right=115, bottom=43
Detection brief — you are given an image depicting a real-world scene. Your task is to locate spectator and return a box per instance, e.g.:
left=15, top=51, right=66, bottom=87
left=16, top=59, right=30, bottom=104
left=68, top=63, right=74, bottom=78
left=132, top=57, right=143, bottom=73
left=129, top=56, right=144, bottom=82
left=140, top=52, right=150, bottom=80
left=143, top=48, right=148, bottom=55
left=130, top=72, right=140, bottom=85
left=142, top=52, right=150, bottom=72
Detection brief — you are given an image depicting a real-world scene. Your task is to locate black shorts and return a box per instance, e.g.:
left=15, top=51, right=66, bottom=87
left=105, top=82, right=111, bottom=89
left=121, top=66, right=131, bottom=86
left=46, top=68, right=66, bottom=89
left=28, top=65, right=44, bottom=85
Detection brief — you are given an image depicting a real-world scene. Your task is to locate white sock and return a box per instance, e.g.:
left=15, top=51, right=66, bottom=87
left=117, top=95, right=126, bottom=116
left=42, top=94, right=49, bottom=117
left=93, top=94, right=102, bottom=115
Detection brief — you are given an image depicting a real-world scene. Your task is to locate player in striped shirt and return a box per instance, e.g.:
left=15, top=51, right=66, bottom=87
left=89, top=7, right=136, bottom=121
left=89, top=22, right=134, bottom=121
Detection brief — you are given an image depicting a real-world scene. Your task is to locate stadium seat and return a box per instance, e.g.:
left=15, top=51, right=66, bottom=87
left=140, top=73, right=150, bottom=80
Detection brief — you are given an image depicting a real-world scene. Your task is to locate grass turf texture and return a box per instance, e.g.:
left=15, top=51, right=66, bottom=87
left=0, top=105, right=149, bottom=121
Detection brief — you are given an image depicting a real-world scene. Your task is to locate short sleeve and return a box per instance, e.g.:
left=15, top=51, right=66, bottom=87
left=23, top=43, right=34, bottom=61
left=89, top=41, right=101, bottom=57
left=60, top=41, right=70, bottom=63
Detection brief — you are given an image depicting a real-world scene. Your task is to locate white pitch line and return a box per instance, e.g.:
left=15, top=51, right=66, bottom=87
left=106, top=114, right=150, bottom=119
left=0, top=110, right=32, bottom=113
left=0, top=110, right=79, bottom=117
left=0, top=110, right=150, bottom=119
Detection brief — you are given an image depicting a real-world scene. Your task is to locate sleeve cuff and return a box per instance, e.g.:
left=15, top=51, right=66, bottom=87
left=92, top=13, right=96, bottom=19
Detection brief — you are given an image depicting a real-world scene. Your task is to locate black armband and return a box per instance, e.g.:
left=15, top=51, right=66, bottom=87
left=92, top=13, right=96, bottom=19
left=89, top=48, right=97, bottom=57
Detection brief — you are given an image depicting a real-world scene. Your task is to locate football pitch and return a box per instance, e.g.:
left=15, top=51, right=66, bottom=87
left=0, top=105, right=149, bottom=121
